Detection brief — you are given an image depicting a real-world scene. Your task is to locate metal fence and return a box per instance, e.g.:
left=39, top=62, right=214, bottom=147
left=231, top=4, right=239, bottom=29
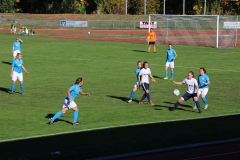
left=0, top=15, right=140, bottom=29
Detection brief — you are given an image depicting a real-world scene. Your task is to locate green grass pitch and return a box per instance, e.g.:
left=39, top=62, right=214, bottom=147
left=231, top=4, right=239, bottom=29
left=0, top=33, right=240, bottom=159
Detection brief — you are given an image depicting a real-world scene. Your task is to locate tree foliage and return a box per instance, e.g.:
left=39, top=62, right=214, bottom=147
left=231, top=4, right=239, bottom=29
left=0, top=0, right=15, bottom=13
left=0, top=0, right=239, bottom=15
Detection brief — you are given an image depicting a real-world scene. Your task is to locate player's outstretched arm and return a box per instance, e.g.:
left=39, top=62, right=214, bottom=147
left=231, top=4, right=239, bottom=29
left=149, top=74, right=156, bottom=83
left=173, top=81, right=183, bottom=85
left=10, top=67, right=13, bottom=78
left=22, top=65, right=29, bottom=74
left=80, top=91, right=90, bottom=96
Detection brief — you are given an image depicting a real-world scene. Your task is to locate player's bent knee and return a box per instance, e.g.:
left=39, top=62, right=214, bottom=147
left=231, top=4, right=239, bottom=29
left=72, top=106, right=78, bottom=110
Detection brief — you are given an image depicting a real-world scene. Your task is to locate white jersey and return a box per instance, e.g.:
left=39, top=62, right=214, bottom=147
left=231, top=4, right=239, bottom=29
left=182, top=78, right=198, bottom=94
left=139, top=68, right=151, bottom=84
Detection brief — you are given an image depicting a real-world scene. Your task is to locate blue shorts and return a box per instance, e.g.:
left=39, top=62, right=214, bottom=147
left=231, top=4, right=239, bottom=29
left=181, top=92, right=197, bottom=101
left=142, top=83, right=149, bottom=91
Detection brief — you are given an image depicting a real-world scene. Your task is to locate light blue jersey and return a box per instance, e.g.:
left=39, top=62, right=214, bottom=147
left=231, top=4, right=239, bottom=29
left=13, top=41, right=22, bottom=51
left=198, top=74, right=210, bottom=89
left=66, top=84, right=82, bottom=100
left=135, top=68, right=140, bottom=82
left=166, top=49, right=176, bottom=62
left=12, top=59, right=24, bottom=73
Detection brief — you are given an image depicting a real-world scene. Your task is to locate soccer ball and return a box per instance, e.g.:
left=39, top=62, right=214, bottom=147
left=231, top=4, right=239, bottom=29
left=173, top=89, right=180, bottom=96
left=88, top=32, right=90, bottom=34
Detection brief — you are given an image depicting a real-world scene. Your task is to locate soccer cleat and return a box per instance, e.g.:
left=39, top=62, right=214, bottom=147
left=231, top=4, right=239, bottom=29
left=204, top=105, right=208, bottom=109
left=193, top=106, right=197, bottom=110
left=199, top=110, right=202, bottom=113
left=49, top=118, right=54, bottom=125
left=170, top=78, right=174, bottom=80
left=10, top=92, right=14, bottom=94
left=148, top=101, right=154, bottom=105
left=163, top=77, right=168, bottom=80
left=169, top=108, right=175, bottom=111
left=21, top=92, right=24, bottom=95
left=139, top=101, right=143, bottom=105
left=127, top=100, right=132, bottom=103
left=73, top=122, right=81, bottom=125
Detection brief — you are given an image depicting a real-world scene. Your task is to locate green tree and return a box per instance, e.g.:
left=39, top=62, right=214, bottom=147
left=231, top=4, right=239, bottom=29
left=94, top=0, right=104, bottom=14
left=0, top=0, right=15, bottom=13
left=104, top=0, right=125, bottom=14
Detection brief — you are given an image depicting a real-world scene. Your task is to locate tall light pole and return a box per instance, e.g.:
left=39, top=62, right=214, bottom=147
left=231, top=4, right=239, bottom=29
left=183, top=0, right=185, bottom=15
left=144, top=0, right=146, bottom=15
left=125, top=0, right=127, bottom=15
left=204, top=0, right=206, bottom=15
left=163, top=0, right=165, bottom=15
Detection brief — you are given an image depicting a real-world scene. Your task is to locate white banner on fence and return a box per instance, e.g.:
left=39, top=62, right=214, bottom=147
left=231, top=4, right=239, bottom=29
left=223, top=22, right=240, bottom=29
left=140, top=21, right=157, bottom=29
left=60, top=20, right=88, bottom=27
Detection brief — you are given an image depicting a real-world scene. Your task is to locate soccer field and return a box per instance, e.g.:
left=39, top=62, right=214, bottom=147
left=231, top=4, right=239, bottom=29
left=0, top=33, right=240, bottom=159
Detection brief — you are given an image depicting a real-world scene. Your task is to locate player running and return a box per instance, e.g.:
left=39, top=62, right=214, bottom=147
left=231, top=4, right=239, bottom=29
left=12, top=37, right=23, bottom=59
left=10, top=53, right=29, bottom=94
left=147, top=28, right=157, bottom=53
left=49, top=78, right=90, bottom=125
left=193, top=67, right=210, bottom=110
left=163, top=44, right=177, bottom=80
left=138, top=61, right=156, bottom=105
left=127, top=61, right=142, bottom=103
left=170, top=71, right=201, bottom=113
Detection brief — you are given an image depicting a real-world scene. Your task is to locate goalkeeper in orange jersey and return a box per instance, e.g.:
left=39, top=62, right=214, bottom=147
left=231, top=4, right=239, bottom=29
left=146, top=28, right=156, bottom=53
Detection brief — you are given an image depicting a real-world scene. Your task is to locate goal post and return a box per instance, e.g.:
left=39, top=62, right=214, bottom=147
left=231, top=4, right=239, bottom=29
left=148, top=14, right=238, bottom=48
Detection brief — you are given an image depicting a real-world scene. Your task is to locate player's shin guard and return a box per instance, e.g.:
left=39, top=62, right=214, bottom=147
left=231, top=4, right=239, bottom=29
left=140, top=93, right=147, bottom=101
left=52, top=111, right=63, bottom=121
left=130, top=91, right=135, bottom=100
left=164, top=70, right=168, bottom=78
left=146, top=93, right=151, bottom=102
left=202, top=97, right=208, bottom=105
left=171, top=71, right=174, bottom=79
left=11, top=84, right=15, bottom=93
left=173, top=101, right=180, bottom=109
left=73, top=110, right=79, bottom=123
left=20, top=84, right=24, bottom=93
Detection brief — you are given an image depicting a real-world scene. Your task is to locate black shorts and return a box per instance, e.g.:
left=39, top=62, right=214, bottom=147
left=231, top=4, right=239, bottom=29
left=149, top=41, right=155, bottom=45
left=181, top=92, right=197, bottom=101
left=142, top=83, right=150, bottom=91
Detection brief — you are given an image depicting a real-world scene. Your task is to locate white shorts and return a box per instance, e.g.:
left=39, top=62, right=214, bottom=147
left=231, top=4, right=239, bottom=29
left=62, top=98, right=77, bottom=109
left=12, top=71, right=23, bottom=81
left=198, top=88, right=209, bottom=96
left=13, top=50, right=21, bottom=57
left=165, top=62, right=174, bottom=68
left=133, top=81, right=140, bottom=88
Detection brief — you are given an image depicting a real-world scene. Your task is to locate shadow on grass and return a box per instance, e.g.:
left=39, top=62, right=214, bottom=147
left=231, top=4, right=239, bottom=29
left=132, top=50, right=147, bottom=53
left=164, top=101, right=193, bottom=109
left=107, top=95, right=138, bottom=103
left=0, top=87, right=10, bottom=93
left=1, top=114, right=240, bottom=159
left=2, top=61, right=12, bottom=65
left=152, top=75, right=163, bottom=79
left=46, top=114, right=72, bottom=125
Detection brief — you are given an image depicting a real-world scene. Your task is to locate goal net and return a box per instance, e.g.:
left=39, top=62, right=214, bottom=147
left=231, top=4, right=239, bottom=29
left=149, top=15, right=238, bottom=48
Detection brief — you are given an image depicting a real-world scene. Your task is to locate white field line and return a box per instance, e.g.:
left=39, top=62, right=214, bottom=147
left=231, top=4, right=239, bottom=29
left=32, top=54, right=240, bottom=73
left=183, top=151, right=240, bottom=160
left=0, top=112, right=239, bottom=143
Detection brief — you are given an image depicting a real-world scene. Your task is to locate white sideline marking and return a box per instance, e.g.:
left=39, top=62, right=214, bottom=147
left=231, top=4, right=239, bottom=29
left=183, top=151, right=240, bottom=160
left=32, top=54, right=240, bottom=73
left=0, top=112, right=239, bottom=143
